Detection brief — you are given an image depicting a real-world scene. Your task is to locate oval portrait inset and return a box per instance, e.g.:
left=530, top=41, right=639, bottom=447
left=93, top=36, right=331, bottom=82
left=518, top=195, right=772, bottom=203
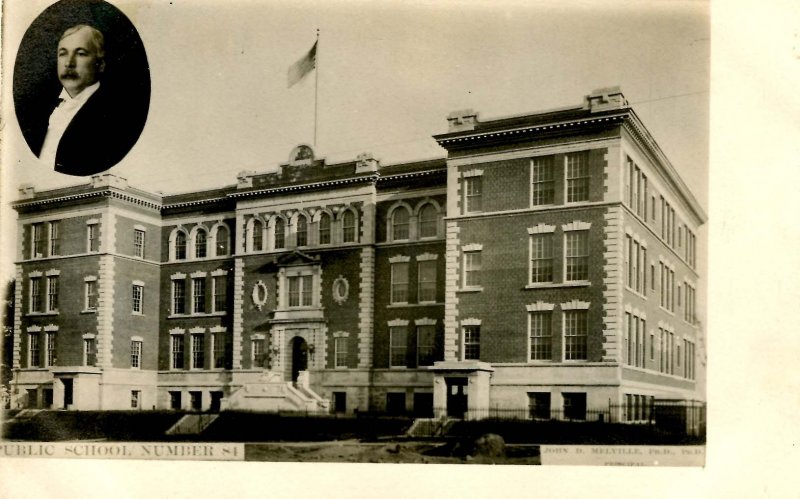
left=13, top=0, right=151, bottom=177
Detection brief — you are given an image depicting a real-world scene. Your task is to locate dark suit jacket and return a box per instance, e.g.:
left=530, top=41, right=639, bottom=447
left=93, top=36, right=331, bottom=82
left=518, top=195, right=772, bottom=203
left=29, top=85, right=146, bottom=176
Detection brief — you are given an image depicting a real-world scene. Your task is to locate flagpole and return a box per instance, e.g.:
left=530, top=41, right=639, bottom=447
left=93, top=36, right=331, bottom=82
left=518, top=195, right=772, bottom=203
left=314, top=29, right=319, bottom=148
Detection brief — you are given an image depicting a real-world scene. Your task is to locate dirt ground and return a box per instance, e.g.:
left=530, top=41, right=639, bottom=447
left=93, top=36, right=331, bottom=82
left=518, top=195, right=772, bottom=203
left=243, top=440, right=541, bottom=464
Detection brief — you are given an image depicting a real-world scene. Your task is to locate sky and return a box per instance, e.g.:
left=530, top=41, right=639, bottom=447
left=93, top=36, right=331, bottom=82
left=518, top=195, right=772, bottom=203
left=1, top=0, right=710, bottom=280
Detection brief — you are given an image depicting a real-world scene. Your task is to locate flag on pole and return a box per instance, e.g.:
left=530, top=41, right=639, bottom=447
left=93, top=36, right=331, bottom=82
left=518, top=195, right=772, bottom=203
left=287, top=41, right=317, bottom=88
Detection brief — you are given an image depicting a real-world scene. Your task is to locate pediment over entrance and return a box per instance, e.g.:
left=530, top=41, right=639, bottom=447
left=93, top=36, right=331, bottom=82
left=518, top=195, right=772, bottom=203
left=275, top=250, right=320, bottom=267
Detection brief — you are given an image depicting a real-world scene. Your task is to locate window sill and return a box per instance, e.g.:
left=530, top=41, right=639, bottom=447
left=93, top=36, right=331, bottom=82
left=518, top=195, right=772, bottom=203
left=386, top=302, right=444, bottom=309
left=388, top=366, right=408, bottom=370
left=26, top=312, right=58, bottom=317
left=168, top=312, right=227, bottom=319
left=525, top=281, right=590, bottom=289
left=457, top=287, right=483, bottom=293
left=624, top=286, right=648, bottom=299
left=80, top=309, right=97, bottom=314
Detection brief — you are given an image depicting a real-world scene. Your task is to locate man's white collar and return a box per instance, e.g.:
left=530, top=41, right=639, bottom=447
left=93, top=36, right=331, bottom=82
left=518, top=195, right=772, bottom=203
left=59, top=81, right=101, bottom=104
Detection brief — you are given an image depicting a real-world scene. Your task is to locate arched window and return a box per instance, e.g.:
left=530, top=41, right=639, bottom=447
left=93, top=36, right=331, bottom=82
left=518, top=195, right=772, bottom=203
left=392, top=207, right=410, bottom=241
left=175, top=231, right=187, bottom=260
left=195, top=229, right=207, bottom=258
left=274, top=218, right=286, bottom=250
left=296, top=215, right=308, bottom=247
left=342, top=210, right=356, bottom=243
left=215, top=225, right=229, bottom=256
left=319, top=213, right=331, bottom=245
left=252, top=219, right=264, bottom=252
left=418, top=204, right=438, bottom=238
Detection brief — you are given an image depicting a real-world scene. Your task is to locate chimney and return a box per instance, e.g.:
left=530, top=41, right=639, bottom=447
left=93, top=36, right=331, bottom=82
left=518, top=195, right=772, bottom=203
left=18, top=184, right=35, bottom=199
left=446, top=109, right=479, bottom=132
left=355, top=152, right=379, bottom=174
left=585, top=86, right=628, bottom=113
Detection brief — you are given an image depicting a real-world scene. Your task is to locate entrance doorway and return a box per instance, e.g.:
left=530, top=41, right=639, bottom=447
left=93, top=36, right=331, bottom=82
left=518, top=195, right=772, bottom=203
left=445, top=377, right=468, bottom=418
left=290, top=336, right=308, bottom=382
left=62, top=378, right=74, bottom=409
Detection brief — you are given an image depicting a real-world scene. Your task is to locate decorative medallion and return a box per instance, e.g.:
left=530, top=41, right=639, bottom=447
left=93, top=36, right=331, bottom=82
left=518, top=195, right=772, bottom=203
left=252, top=280, right=269, bottom=311
left=332, top=275, right=349, bottom=305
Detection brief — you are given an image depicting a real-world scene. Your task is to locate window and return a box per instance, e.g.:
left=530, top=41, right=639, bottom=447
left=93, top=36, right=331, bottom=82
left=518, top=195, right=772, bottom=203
left=463, top=325, right=480, bottom=360
left=563, top=310, right=588, bottom=360
left=132, top=284, right=143, bottom=314
left=252, top=219, right=264, bottom=251
left=288, top=275, right=313, bottom=307
left=32, top=223, right=45, bottom=258
left=49, top=221, right=60, bottom=256
left=30, top=277, right=42, bottom=313
left=386, top=392, right=406, bottom=415
left=175, top=231, right=187, bottom=260
left=528, top=392, right=551, bottom=420
left=624, top=312, right=631, bottom=365
left=84, top=337, right=97, bottom=366
left=565, top=153, right=589, bottom=202
left=641, top=248, right=647, bottom=295
left=334, top=336, right=348, bottom=368
left=563, top=392, right=587, bottom=420
left=624, top=235, right=632, bottom=287
left=416, top=325, right=436, bottom=366
left=134, top=229, right=145, bottom=258
left=192, top=278, right=206, bottom=313
left=625, top=158, right=634, bottom=207
left=215, top=225, right=229, bottom=255
left=131, top=340, right=142, bottom=368
left=87, top=223, right=99, bottom=253
left=213, top=331, right=226, bottom=368
left=195, top=229, right=207, bottom=258
left=418, top=260, right=437, bottom=303
left=390, top=262, right=409, bottom=303
left=530, top=234, right=554, bottom=283
left=173, top=280, right=186, bottom=314
left=342, top=210, right=356, bottom=243
left=190, top=392, right=202, bottom=411
left=213, top=275, right=227, bottom=313
left=131, top=390, right=141, bottom=409
left=632, top=241, right=640, bottom=292
left=45, top=332, right=56, bottom=367
left=85, top=280, right=98, bottom=311
left=650, top=331, right=655, bottom=361
left=296, top=216, right=308, bottom=246
left=392, top=208, right=410, bottom=241
left=191, top=333, right=205, bottom=369
left=166, top=391, right=180, bottom=410
left=171, top=335, right=185, bottom=369
left=274, top=218, right=286, bottom=249
left=531, top=156, right=555, bottom=206
left=389, top=326, right=407, bottom=367
left=529, top=312, right=552, bottom=361
left=252, top=338, right=266, bottom=368
left=47, top=276, right=59, bottom=312
left=318, top=213, right=331, bottom=245
left=28, top=333, right=40, bottom=367
left=464, top=176, right=482, bottom=213
left=418, top=204, right=438, bottom=238
left=463, top=251, right=481, bottom=288
left=565, top=231, right=589, bottom=281
left=659, top=263, right=666, bottom=308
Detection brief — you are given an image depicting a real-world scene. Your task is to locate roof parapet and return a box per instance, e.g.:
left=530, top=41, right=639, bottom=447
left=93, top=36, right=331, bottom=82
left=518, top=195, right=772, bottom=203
left=446, top=109, right=479, bottom=132
left=585, top=86, right=629, bottom=113
left=18, top=184, right=35, bottom=199
left=91, top=173, right=128, bottom=190
left=355, top=152, right=379, bottom=173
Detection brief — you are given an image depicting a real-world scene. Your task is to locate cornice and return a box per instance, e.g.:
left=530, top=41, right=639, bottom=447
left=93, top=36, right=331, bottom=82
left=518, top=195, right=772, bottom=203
left=229, top=173, right=379, bottom=199
left=434, top=114, right=626, bottom=146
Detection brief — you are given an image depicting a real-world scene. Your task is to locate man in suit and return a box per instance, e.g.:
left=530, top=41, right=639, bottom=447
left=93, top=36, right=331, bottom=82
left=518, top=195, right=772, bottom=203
left=33, top=24, right=139, bottom=176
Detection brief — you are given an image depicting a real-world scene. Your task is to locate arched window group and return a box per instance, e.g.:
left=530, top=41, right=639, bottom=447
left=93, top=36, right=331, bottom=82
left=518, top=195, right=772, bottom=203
left=170, top=223, right=230, bottom=261
left=387, top=199, right=443, bottom=242
left=245, top=207, right=359, bottom=253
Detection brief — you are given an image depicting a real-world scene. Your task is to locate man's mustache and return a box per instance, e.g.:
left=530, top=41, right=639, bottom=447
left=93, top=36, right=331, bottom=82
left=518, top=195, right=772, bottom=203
left=60, top=71, right=79, bottom=79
